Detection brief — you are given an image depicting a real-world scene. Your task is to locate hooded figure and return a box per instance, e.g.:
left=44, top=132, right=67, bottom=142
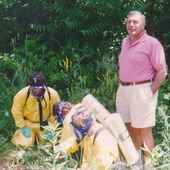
left=70, top=110, right=119, bottom=170
left=11, top=73, right=60, bottom=148
left=53, top=102, right=85, bottom=155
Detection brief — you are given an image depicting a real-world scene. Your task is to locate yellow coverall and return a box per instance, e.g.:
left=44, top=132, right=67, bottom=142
left=11, top=86, right=60, bottom=148
left=58, top=104, right=118, bottom=169
left=80, top=123, right=118, bottom=170
left=59, top=103, right=85, bottom=155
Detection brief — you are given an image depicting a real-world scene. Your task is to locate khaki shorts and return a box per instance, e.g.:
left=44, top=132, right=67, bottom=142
left=116, top=82, right=158, bottom=128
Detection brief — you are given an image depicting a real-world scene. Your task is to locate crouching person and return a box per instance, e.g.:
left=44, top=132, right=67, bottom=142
left=11, top=73, right=60, bottom=148
left=70, top=109, right=119, bottom=170
left=53, top=101, right=85, bottom=156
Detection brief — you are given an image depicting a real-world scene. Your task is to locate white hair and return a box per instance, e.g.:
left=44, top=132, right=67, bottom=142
left=127, top=10, right=145, bottom=23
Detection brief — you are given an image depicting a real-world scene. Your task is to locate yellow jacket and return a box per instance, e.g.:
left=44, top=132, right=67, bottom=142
left=59, top=104, right=118, bottom=169
left=11, top=86, right=60, bottom=128
left=59, top=103, right=85, bottom=155
left=80, top=123, right=118, bottom=170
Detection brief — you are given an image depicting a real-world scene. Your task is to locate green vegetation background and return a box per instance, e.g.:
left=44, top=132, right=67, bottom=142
left=0, top=0, right=170, bottom=169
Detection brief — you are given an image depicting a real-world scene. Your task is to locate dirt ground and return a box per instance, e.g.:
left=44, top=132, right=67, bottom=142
left=0, top=150, right=38, bottom=170
left=0, top=159, right=30, bottom=170
left=0, top=159, right=44, bottom=170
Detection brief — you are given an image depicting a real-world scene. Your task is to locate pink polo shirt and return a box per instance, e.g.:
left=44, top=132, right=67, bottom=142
left=119, top=31, right=166, bottom=82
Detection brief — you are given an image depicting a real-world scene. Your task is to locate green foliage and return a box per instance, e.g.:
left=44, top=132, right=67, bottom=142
left=51, top=54, right=93, bottom=102
left=92, top=53, right=119, bottom=112
left=0, top=0, right=170, bottom=168
left=0, top=72, right=16, bottom=137
left=29, top=0, right=124, bottom=60
left=0, top=54, right=17, bottom=78
left=144, top=107, right=170, bottom=169
left=153, top=71, right=170, bottom=145
left=0, top=135, right=14, bottom=153
left=0, top=123, right=78, bottom=170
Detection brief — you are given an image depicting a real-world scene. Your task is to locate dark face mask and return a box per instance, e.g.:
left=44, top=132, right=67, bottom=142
left=29, top=86, right=46, bottom=99
left=70, top=110, right=93, bottom=143
left=53, top=101, right=66, bottom=127
left=30, top=73, right=46, bottom=99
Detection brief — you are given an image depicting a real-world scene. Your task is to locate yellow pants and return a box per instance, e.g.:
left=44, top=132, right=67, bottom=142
left=11, top=122, right=51, bottom=148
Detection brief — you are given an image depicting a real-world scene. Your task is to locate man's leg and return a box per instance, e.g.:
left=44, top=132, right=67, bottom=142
left=126, top=123, right=142, bottom=150
left=139, top=127, right=154, bottom=157
left=139, top=127, right=154, bottom=170
left=127, top=124, right=154, bottom=170
left=127, top=123, right=143, bottom=169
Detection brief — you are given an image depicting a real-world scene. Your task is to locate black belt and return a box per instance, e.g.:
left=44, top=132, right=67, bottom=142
left=120, top=79, right=154, bottom=86
left=24, top=117, right=49, bottom=126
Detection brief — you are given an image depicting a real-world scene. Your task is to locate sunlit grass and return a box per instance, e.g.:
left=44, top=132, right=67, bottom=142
left=1, top=106, right=170, bottom=170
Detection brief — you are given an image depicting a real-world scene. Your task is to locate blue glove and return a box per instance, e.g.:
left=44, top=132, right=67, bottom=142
left=43, top=130, right=53, bottom=142
left=21, top=126, right=31, bottom=138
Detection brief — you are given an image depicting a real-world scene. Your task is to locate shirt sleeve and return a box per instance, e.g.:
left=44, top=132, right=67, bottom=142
left=150, top=38, right=167, bottom=70
left=11, top=88, right=28, bottom=128
left=59, top=136, right=79, bottom=155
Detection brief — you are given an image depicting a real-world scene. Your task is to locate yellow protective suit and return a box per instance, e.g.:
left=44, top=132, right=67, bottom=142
left=59, top=103, right=85, bottom=155
left=57, top=104, right=119, bottom=169
left=80, top=123, right=119, bottom=170
left=11, top=86, right=60, bottom=148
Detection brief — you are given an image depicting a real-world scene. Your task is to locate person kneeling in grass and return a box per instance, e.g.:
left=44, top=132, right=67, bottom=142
left=54, top=102, right=120, bottom=170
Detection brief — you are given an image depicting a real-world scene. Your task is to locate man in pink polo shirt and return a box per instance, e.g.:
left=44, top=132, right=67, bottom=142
left=116, top=11, right=167, bottom=170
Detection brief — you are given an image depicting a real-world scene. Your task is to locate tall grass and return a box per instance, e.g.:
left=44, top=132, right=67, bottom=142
left=151, top=107, right=170, bottom=169
left=1, top=105, right=170, bottom=169
left=0, top=46, right=170, bottom=169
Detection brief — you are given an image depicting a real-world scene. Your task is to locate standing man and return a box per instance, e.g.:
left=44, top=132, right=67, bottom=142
left=116, top=11, right=167, bottom=170
left=11, top=73, right=60, bottom=148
